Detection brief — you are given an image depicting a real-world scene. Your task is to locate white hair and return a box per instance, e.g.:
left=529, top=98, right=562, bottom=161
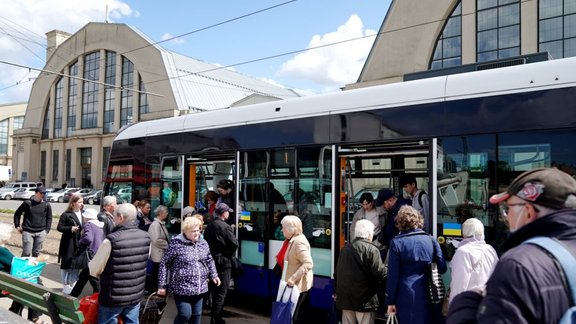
left=354, top=219, right=375, bottom=241
left=462, top=218, right=484, bottom=239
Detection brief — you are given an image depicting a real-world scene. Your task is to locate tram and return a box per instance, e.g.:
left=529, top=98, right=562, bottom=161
left=103, top=56, right=576, bottom=314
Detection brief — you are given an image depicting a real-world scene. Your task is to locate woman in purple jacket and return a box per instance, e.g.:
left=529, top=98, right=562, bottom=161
left=158, top=217, right=221, bottom=324
left=70, top=208, right=104, bottom=297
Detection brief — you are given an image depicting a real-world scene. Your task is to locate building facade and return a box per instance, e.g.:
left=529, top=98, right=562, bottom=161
left=0, top=102, right=25, bottom=180
left=349, top=0, right=576, bottom=88
left=12, top=23, right=299, bottom=189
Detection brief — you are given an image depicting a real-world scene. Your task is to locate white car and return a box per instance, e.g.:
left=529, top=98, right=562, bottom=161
left=14, top=188, right=36, bottom=200
left=46, top=188, right=79, bottom=203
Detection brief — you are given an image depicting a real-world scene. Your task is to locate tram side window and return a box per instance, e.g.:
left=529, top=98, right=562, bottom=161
left=437, top=135, right=496, bottom=243
left=161, top=156, right=182, bottom=233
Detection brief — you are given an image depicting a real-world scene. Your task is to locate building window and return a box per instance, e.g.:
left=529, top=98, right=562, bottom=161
left=13, top=116, right=23, bottom=130
left=431, top=2, right=462, bottom=69
left=54, top=78, right=63, bottom=138
left=42, top=99, right=50, bottom=139
left=120, top=57, right=134, bottom=127
left=66, top=149, right=71, bottom=182
left=82, top=52, right=100, bottom=129
left=0, top=119, right=7, bottom=155
left=68, top=62, right=78, bottom=136
left=139, top=77, right=149, bottom=116
left=477, top=0, right=521, bottom=62
left=52, top=150, right=59, bottom=181
left=80, top=148, right=92, bottom=188
left=104, top=51, right=117, bottom=134
left=539, top=0, right=576, bottom=58
left=102, top=146, right=110, bottom=183
left=40, top=151, right=46, bottom=179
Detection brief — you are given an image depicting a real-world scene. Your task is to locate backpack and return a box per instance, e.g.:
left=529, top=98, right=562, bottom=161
left=524, top=237, right=576, bottom=323
left=416, top=190, right=426, bottom=207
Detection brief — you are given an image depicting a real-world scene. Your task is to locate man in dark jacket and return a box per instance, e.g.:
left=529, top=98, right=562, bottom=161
left=13, top=186, right=52, bottom=257
left=204, top=203, right=238, bottom=324
left=447, top=168, right=576, bottom=323
left=89, top=203, right=150, bottom=323
left=335, top=219, right=387, bottom=323
left=375, top=188, right=410, bottom=248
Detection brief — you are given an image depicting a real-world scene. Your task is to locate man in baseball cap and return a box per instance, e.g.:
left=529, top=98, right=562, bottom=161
left=448, top=168, right=576, bottom=323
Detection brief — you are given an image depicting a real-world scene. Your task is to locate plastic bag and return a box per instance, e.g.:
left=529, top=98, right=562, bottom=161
left=10, top=257, right=47, bottom=284
left=79, top=293, right=99, bottom=324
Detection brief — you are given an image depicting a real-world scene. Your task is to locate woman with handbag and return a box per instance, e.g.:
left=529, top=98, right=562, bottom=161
left=278, top=215, right=314, bottom=324
left=57, top=193, right=83, bottom=294
left=70, top=208, right=104, bottom=297
left=386, top=205, right=447, bottom=324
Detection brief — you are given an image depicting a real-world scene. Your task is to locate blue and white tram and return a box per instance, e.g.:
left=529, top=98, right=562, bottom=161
left=104, top=56, right=576, bottom=316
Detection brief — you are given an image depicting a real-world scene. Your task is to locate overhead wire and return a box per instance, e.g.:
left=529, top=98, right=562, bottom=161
left=0, top=1, right=466, bottom=98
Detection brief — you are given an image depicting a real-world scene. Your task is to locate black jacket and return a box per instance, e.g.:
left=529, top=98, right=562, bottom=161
left=13, top=198, right=52, bottom=233
left=204, top=218, right=238, bottom=269
left=56, top=211, right=81, bottom=267
left=335, top=238, right=387, bottom=312
left=448, top=209, right=576, bottom=324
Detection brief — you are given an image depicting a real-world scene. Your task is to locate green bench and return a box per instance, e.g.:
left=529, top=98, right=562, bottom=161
left=0, top=271, right=84, bottom=324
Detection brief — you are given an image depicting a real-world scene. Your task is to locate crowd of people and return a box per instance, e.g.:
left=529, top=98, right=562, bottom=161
left=3, top=167, right=576, bottom=324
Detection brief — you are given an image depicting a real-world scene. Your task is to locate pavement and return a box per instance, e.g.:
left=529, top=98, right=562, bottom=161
left=0, top=212, right=269, bottom=324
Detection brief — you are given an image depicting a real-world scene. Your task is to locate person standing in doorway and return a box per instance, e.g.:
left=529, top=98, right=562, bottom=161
left=401, top=174, right=431, bottom=233
left=13, top=186, right=52, bottom=258
left=203, top=203, right=238, bottom=324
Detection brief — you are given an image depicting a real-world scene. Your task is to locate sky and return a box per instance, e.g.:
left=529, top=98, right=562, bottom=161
left=0, top=0, right=391, bottom=103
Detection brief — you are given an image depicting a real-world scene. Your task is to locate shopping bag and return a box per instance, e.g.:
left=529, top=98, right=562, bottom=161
left=79, top=292, right=99, bottom=324
left=139, top=292, right=167, bottom=324
left=275, top=280, right=299, bottom=317
left=271, top=285, right=294, bottom=324
left=10, top=257, right=46, bottom=284
left=386, top=313, right=399, bottom=324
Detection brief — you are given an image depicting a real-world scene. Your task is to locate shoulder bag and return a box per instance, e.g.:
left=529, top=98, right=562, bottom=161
left=428, top=236, right=446, bottom=304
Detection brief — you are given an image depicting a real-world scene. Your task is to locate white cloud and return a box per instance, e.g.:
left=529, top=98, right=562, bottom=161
left=278, top=14, right=376, bottom=89
left=0, top=0, right=135, bottom=103
left=161, top=33, right=185, bottom=45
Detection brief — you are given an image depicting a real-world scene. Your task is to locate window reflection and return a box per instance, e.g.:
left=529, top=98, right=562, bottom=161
left=476, top=0, right=520, bottom=62
left=539, top=0, right=576, bottom=58
left=430, top=2, right=462, bottom=69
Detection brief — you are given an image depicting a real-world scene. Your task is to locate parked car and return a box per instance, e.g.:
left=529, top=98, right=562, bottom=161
left=82, top=189, right=102, bottom=205
left=0, top=181, right=44, bottom=200
left=14, top=187, right=36, bottom=200
left=46, top=188, right=79, bottom=203
left=62, top=188, right=93, bottom=203
left=114, top=187, right=132, bottom=204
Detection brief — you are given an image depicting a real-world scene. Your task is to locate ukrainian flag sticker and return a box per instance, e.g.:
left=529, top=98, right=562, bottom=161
left=443, top=223, right=462, bottom=237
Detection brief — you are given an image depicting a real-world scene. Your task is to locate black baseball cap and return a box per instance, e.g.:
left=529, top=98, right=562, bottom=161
left=490, top=168, right=576, bottom=210
left=35, top=186, right=47, bottom=194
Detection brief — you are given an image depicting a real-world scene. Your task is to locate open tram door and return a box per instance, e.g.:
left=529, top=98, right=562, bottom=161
left=184, top=153, right=236, bottom=225
left=337, top=140, right=434, bottom=252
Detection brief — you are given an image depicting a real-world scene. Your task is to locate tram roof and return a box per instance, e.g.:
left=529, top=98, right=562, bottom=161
left=116, top=56, right=576, bottom=141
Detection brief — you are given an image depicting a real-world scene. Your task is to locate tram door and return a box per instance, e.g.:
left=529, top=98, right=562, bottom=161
left=338, top=141, right=431, bottom=248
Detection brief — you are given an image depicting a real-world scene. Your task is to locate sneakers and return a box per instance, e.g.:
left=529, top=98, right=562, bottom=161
left=62, top=284, right=73, bottom=294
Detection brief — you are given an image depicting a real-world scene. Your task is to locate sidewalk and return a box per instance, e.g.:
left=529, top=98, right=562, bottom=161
left=0, top=245, right=269, bottom=324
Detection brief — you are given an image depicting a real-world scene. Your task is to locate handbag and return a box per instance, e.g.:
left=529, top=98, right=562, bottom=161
left=231, top=256, right=243, bottom=278
left=71, top=247, right=93, bottom=270
left=428, top=237, right=446, bottom=304
left=271, top=285, right=294, bottom=324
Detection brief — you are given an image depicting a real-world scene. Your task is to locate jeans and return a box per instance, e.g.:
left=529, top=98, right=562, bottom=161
left=98, top=303, right=140, bottom=324
left=174, top=294, right=203, bottom=324
left=21, top=230, right=46, bottom=257
left=61, top=269, right=80, bottom=286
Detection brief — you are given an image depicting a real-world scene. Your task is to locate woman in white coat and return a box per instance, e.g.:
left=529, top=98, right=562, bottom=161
left=449, top=218, right=499, bottom=304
